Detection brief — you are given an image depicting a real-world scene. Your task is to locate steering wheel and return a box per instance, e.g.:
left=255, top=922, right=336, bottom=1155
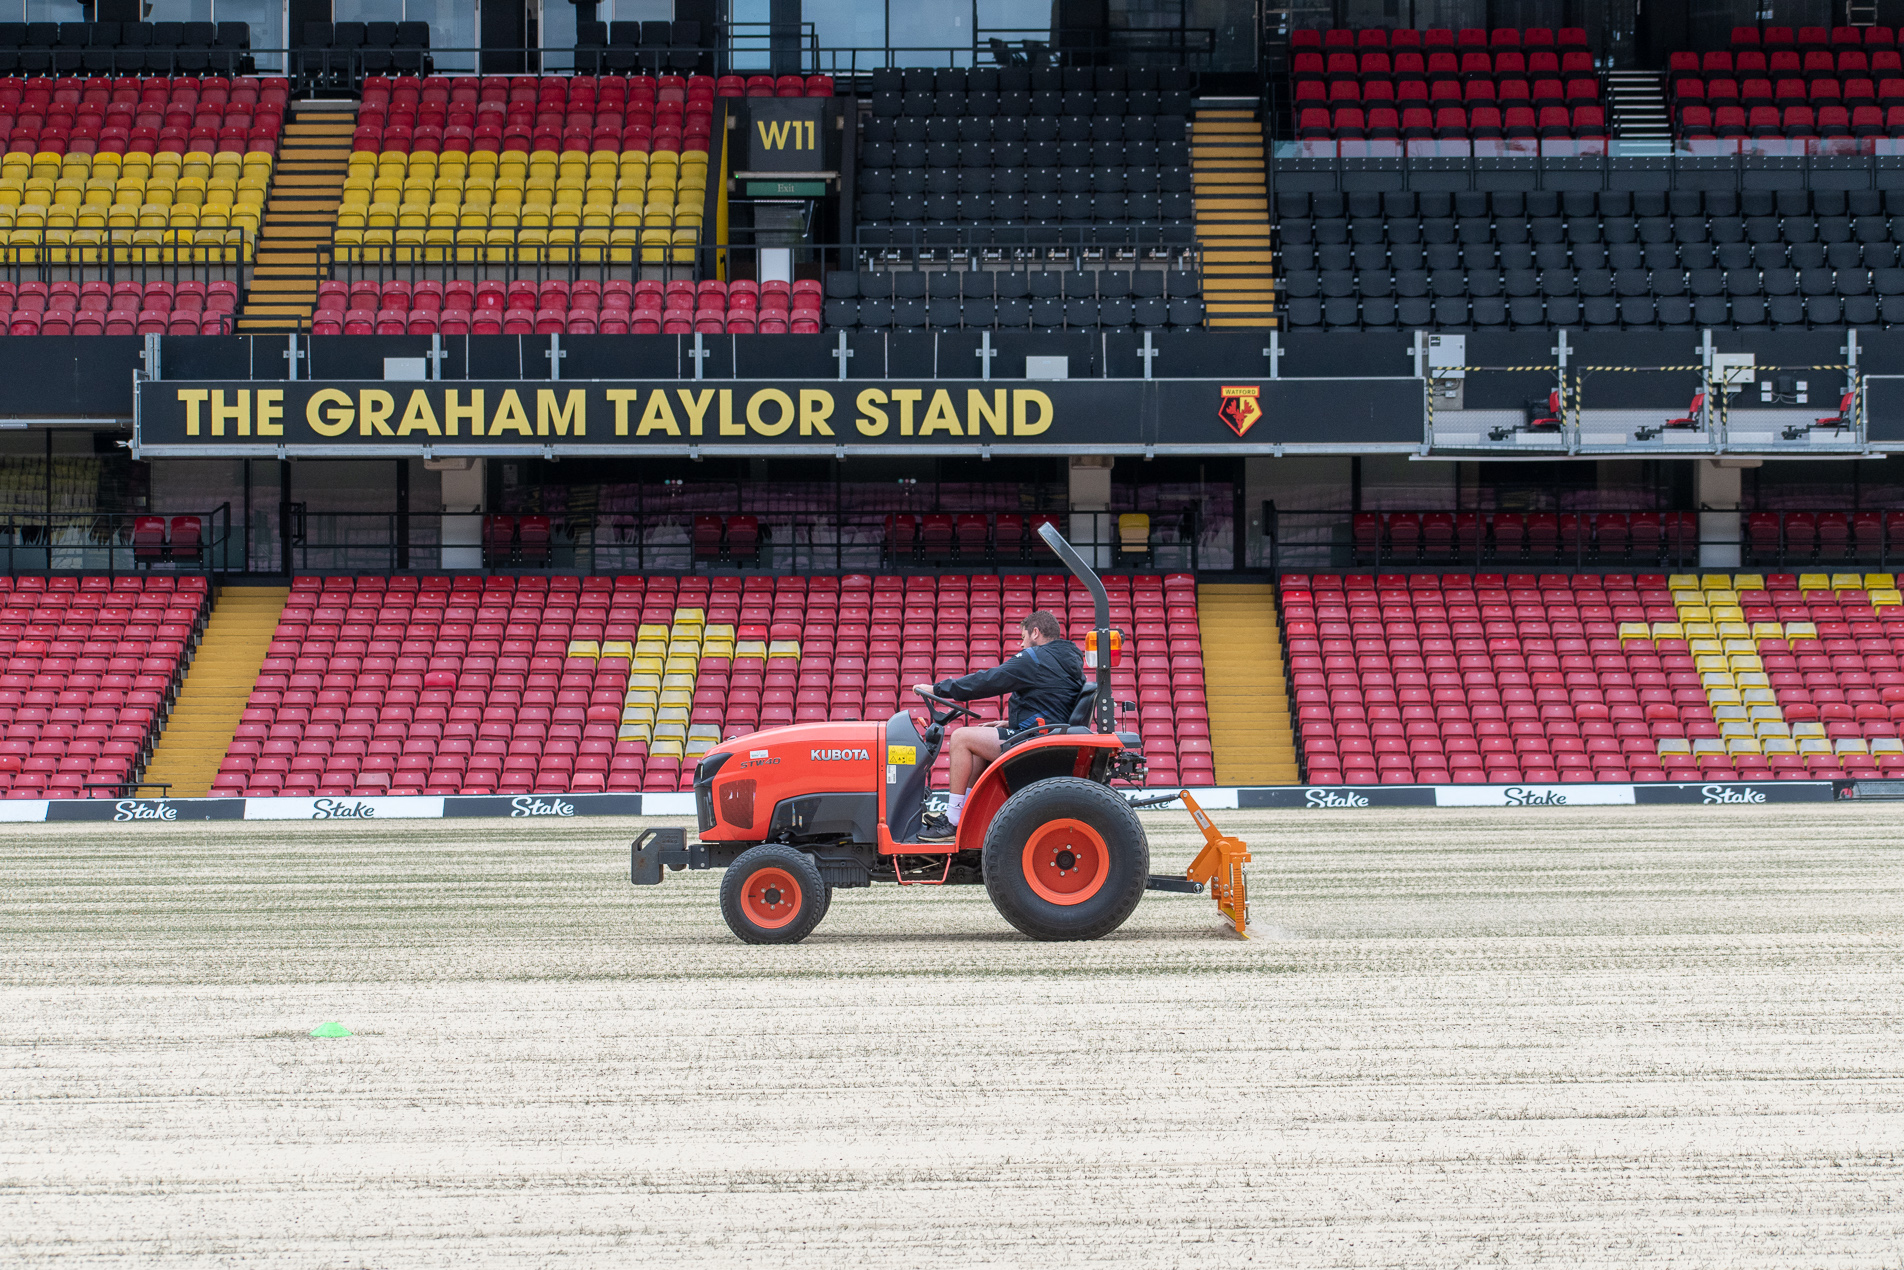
left=911, top=685, right=983, bottom=727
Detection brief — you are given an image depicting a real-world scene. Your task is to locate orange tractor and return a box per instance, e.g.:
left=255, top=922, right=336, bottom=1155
left=631, top=525, right=1250, bottom=944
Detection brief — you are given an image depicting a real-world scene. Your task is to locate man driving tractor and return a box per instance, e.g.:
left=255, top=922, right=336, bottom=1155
left=915, top=610, right=1086, bottom=841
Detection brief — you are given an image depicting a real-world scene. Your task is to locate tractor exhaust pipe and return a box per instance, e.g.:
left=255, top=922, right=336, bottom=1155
left=1035, top=521, right=1115, bottom=735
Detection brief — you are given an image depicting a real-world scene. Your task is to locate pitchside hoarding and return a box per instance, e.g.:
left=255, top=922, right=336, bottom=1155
left=16, top=782, right=1848, bottom=822
left=131, top=377, right=1427, bottom=457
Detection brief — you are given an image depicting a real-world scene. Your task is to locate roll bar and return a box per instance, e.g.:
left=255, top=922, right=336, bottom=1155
left=1035, top=521, right=1115, bottom=735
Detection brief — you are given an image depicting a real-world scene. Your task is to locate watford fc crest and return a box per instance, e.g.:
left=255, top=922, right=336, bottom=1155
left=1218, top=384, right=1263, bottom=437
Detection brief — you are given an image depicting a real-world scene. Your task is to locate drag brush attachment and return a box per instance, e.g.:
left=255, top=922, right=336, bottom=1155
left=1180, top=790, right=1251, bottom=938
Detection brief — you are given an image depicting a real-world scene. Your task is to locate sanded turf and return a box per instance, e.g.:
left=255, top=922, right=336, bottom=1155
left=3, top=806, right=1902, bottom=1267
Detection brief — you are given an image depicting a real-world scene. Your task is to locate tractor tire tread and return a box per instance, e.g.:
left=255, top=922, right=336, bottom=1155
left=981, top=776, right=1149, bottom=941
left=719, top=844, right=830, bottom=945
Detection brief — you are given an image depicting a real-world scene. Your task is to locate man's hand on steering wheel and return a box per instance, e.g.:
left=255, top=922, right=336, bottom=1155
left=912, top=684, right=983, bottom=725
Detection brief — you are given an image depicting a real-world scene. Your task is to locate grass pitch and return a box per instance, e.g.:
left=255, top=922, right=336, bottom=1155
left=3, top=805, right=1903, bottom=1267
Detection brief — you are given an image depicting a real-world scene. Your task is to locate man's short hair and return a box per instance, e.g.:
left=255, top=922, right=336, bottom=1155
left=1022, top=610, right=1063, bottom=641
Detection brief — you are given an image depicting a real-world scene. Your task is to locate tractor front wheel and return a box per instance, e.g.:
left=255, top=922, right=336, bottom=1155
left=720, top=844, right=829, bottom=945
left=982, top=777, right=1148, bottom=941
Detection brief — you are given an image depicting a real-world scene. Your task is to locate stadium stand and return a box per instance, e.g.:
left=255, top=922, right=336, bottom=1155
left=854, top=65, right=1197, bottom=254
left=1289, top=26, right=1605, bottom=152
left=313, top=274, right=826, bottom=335
left=1746, top=510, right=1904, bottom=563
left=1275, top=188, right=1904, bottom=330
left=210, top=572, right=1212, bottom=798
left=1282, top=571, right=1904, bottom=784
left=0, top=21, right=255, bottom=78
left=1349, top=511, right=1700, bottom=565
left=821, top=263, right=1205, bottom=331
left=298, top=20, right=433, bottom=89
left=1, top=279, right=236, bottom=334
left=328, top=74, right=775, bottom=263
left=574, top=20, right=720, bottom=79
left=0, top=75, right=281, bottom=264
left=0, top=574, right=206, bottom=799
left=1671, top=25, right=1904, bottom=143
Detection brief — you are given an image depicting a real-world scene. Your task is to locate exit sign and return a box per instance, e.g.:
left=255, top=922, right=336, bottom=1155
left=746, top=180, right=827, bottom=196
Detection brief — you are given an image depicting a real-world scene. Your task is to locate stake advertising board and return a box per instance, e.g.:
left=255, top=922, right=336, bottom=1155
left=6, top=780, right=1850, bottom=822
left=131, top=376, right=1427, bottom=457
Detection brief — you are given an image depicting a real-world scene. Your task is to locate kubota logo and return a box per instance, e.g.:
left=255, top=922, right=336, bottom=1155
left=810, top=748, right=871, bottom=761
left=1218, top=384, right=1263, bottom=437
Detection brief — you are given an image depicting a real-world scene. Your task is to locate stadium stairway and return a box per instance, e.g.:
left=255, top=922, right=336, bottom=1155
left=1190, top=103, right=1277, bottom=329
left=141, top=587, right=289, bottom=797
left=236, top=103, right=355, bottom=334
left=1197, top=583, right=1300, bottom=783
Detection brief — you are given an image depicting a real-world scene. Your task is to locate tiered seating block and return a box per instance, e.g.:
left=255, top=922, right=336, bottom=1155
left=0, top=575, right=205, bottom=797
left=213, top=571, right=1214, bottom=799
left=1285, top=570, right=1904, bottom=785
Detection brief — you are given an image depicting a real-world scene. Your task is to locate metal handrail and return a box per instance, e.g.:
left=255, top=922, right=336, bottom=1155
left=13, top=38, right=1210, bottom=86
left=299, top=238, right=1205, bottom=337
left=0, top=236, right=258, bottom=288
left=1261, top=505, right=1710, bottom=574
left=255, top=508, right=1203, bottom=577
left=0, top=505, right=234, bottom=580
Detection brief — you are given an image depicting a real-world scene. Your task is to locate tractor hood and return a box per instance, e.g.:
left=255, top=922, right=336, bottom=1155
left=708, top=720, right=889, bottom=765
left=695, top=720, right=890, bottom=842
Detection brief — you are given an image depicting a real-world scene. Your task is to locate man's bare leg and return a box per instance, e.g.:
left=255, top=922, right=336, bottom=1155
left=945, top=724, right=1004, bottom=824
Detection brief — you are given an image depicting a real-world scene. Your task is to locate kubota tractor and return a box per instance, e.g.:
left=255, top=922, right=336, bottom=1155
left=630, top=525, right=1249, bottom=944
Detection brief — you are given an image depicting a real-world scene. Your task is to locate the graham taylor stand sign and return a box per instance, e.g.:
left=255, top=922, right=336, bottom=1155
left=133, top=378, right=1425, bottom=457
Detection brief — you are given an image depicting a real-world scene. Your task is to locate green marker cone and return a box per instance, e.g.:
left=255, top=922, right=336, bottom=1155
left=309, top=1021, right=352, bottom=1038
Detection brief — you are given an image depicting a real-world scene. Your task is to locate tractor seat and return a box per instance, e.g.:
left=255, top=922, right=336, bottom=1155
left=1064, top=725, right=1144, bottom=749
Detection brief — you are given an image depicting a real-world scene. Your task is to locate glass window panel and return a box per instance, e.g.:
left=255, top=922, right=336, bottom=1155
left=246, top=459, right=283, bottom=575
left=537, top=0, right=578, bottom=71
left=727, top=0, right=772, bottom=71
left=211, top=0, right=284, bottom=73
left=27, top=0, right=89, bottom=19
left=805, top=0, right=886, bottom=56
left=146, top=0, right=214, bottom=20
left=891, top=1, right=970, bottom=65
left=398, top=0, right=478, bottom=72
left=606, top=0, right=677, bottom=21
left=332, top=0, right=404, bottom=24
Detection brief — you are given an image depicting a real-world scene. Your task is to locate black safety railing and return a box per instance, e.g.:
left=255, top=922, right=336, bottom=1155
left=0, top=32, right=1213, bottom=89
left=1741, top=510, right=1904, bottom=569
left=309, top=238, right=1204, bottom=335
left=0, top=504, right=235, bottom=578
left=0, top=237, right=257, bottom=288
left=1263, top=505, right=1708, bottom=573
left=273, top=508, right=1200, bottom=577
left=847, top=228, right=1203, bottom=269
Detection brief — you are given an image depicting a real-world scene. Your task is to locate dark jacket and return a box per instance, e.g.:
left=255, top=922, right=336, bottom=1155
left=934, top=638, right=1086, bottom=734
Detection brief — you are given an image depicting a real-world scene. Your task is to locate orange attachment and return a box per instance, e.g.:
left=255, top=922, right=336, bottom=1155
left=1179, top=790, right=1250, bottom=938
left=1083, top=627, right=1124, bottom=668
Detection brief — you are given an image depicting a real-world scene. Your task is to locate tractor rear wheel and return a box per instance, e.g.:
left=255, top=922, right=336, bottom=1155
left=720, top=844, right=829, bottom=945
left=981, top=777, right=1148, bottom=941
